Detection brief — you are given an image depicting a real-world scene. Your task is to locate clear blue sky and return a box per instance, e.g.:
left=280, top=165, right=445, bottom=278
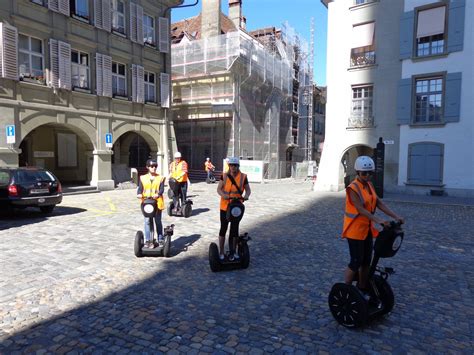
left=171, top=0, right=328, bottom=86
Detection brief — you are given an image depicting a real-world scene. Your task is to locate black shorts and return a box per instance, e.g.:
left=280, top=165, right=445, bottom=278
left=347, top=233, right=373, bottom=271
left=219, top=209, right=240, bottom=239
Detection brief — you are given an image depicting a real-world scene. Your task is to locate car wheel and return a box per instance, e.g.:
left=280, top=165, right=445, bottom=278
left=40, top=205, right=55, bottom=214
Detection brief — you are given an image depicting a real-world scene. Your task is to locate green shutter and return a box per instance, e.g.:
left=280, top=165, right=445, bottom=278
left=444, top=72, right=462, bottom=123
left=396, top=78, right=412, bottom=125
left=399, top=11, right=414, bottom=60
left=447, top=0, right=466, bottom=53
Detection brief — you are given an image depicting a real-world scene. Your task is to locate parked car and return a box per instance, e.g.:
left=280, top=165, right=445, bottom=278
left=0, top=167, right=62, bottom=214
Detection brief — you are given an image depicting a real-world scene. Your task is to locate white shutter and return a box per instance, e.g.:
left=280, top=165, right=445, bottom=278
left=48, top=39, right=59, bottom=88
left=48, top=0, right=59, bottom=13
left=102, top=54, right=112, bottom=97
left=58, top=41, right=71, bottom=90
left=94, top=0, right=103, bottom=29
left=136, top=5, right=144, bottom=45
left=137, top=65, right=144, bottom=103
left=160, top=72, right=170, bottom=108
left=96, top=53, right=103, bottom=95
left=131, top=64, right=137, bottom=101
left=158, top=17, right=169, bottom=53
left=58, top=0, right=70, bottom=16
left=0, top=23, right=18, bottom=81
left=130, top=2, right=137, bottom=43
left=102, top=0, right=111, bottom=32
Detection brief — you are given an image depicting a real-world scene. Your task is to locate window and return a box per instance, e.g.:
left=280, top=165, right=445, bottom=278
left=144, top=71, right=155, bottom=102
left=416, top=6, right=446, bottom=57
left=30, top=0, right=45, bottom=5
left=71, top=50, right=89, bottom=89
left=350, top=22, right=375, bottom=67
left=351, top=85, right=373, bottom=120
left=111, top=0, right=125, bottom=34
left=71, top=0, right=89, bottom=20
left=143, top=14, right=155, bottom=46
left=112, top=61, right=126, bottom=97
left=18, top=34, right=44, bottom=83
left=408, top=143, right=443, bottom=185
left=415, top=77, right=443, bottom=123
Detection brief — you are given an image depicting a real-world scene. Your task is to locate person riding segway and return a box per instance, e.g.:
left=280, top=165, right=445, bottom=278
left=205, top=157, right=216, bottom=184
left=167, top=152, right=193, bottom=218
left=135, top=159, right=174, bottom=257
left=209, top=157, right=252, bottom=272
left=328, top=155, right=404, bottom=327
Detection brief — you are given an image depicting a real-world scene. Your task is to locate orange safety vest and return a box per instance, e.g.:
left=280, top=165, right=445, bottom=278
left=140, top=174, right=165, bottom=210
left=169, top=160, right=188, bottom=182
left=342, top=179, right=379, bottom=240
left=219, top=172, right=247, bottom=211
left=204, top=161, right=214, bottom=172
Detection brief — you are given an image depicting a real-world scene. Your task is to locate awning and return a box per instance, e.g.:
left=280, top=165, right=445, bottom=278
left=351, top=22, right=375, bottom=48
left=417, top=6, right=446, bottom=38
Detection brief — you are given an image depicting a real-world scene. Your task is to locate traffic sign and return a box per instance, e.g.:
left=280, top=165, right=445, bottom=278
left=6, top=125, right=15, bottom=144
left=383, top=140, right=395, bottom=145
left=105, top=133, right=113, bottom=148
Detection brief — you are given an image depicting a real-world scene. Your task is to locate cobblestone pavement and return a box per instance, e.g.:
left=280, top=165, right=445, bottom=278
left=1, top=180, right=473, bottom=353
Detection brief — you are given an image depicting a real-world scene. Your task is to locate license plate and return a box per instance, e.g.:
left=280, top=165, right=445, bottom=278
left=31, top=188, right=49, bottom=194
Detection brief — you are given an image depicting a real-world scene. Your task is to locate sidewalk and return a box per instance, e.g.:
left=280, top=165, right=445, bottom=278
left=382, top=192, right=474, bottom=206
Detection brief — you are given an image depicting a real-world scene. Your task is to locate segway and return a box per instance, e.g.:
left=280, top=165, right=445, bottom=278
left=328, top=221, right=404, bottom=328
left=134, top=198, right=174, bottom=257
left=206, top=168, right=216, bottom=184
left=209, top=197, right=250, bottom=272
left=167, top=178, right=193, bottom=218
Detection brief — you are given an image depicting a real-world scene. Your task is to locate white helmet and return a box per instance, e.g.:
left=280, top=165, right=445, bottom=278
left=354, top=156, right=375, bottom=171
left=174, top=152, right=182, bottom=158
left=206, top=157, right=210, bottom=161
left=228, top=157, right=240, bottom=165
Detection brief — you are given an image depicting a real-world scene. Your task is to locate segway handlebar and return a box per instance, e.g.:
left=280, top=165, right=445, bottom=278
left=382, top=220, right=403, bottom=229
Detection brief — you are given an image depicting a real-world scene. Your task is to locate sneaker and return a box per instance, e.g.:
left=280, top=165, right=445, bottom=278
left=219, top=254, right=225, bottom=261
left=144, top=241, right=152, bottom=248
left=233, top=253, right=240, bottom=260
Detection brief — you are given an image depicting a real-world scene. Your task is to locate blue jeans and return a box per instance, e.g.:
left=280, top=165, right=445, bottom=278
left=144, top=210, right=163, bottom=242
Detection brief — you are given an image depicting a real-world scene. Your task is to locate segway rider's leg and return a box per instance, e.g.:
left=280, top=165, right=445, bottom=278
left=218, top=210, right=228, bottom=260
left=181, top=182, right=188, bottom=202
left=154, top=211, right=164, bottom=244
left=144, top=217, right=154, bottom=248
left=228, top=221, right=240, bottom=261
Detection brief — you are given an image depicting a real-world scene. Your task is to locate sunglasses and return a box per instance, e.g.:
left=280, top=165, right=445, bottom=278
left=360, top=171, right=373, bottom=176
left=229, top=164, right=239, bottom=167
left=149, top=165, right=158, bottom=168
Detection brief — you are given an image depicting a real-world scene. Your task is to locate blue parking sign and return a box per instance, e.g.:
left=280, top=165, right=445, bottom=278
left=105, top=133, right=113, bottom=148
left=6, top=125, right=15, bottom=144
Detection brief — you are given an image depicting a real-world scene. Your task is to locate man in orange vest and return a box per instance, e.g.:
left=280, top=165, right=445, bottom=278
left=137, top=159, right=166, bottom=248
left=169, top=151, right=189, bottom=208
left=204, top=157, right=215, bottom=180
left=217, top=157, right=251, bottom=261
left=342, top=156, right=404, bottom=294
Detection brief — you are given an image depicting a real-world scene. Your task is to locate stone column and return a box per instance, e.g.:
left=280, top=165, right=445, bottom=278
left=90, top=150, right=115, bottom=190
left=0, top=148, right=20, bottom=167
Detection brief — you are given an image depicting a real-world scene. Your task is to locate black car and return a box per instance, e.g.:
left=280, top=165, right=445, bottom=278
left=0, top=167, right=63, bottom=214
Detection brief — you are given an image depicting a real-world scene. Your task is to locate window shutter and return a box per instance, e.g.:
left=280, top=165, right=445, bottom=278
left=96, top=53, right=103, bottom=95
left=95, top=0, right=111, bottom=32
left=137, top=65, right=144, bottom=103
left=58, top=41, right=71, bottom=90
left=137, top=5, right=144, bottom=45
left=48, top=39, right=60, bottom=88
left=396, top=78, right=412, bottom=125
left=158, top=17, right=170, bottom=53
left=102, top=54, right=112, bottom=97
left=409, top=143, right=443, bottom=185
left=0, top=23, right=18, bottom=81
left=160, top=72, right=170, bottom=108
left=130, top=2, right=137, bottom=42
left=58, top=0, right=70, bottom=16
left=48, top=0, right=59, bottom=12
left=94, top=0, right=103, bottom=29
left=131, top=64, right=137, bottom=101
left=399, top=11, right=414, bottom=60
left=444, top=72, right=462, bottom=123
left=447, top=0, right=466, bottom=53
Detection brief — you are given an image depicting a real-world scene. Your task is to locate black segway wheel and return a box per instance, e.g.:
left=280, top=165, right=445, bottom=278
left=134, top=231, right=144, bottom=257
left=162, top=234, right=171, bottom=257
left=183, top=203, right=192, bottom=218
left=328, top=283, right=368, bottom=328
left=239, top=242, right=250, bottom=269
left=167, top=202, right=174, bottom=216
left=372, top=275, right=394, bottom=315
left=167, top=189, right=174, bottom=199
left=209, top=243, right=222, bottom=272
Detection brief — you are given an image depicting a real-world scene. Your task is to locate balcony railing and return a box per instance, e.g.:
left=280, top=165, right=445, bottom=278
left=348, top=116, right=374, bottom=128
left=350, top=51, right=375, bottom=67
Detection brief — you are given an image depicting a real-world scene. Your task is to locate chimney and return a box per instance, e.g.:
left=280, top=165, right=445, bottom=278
left=201, top=0, right=222, bottom=38
left=228, top=0, right=242, bottom=29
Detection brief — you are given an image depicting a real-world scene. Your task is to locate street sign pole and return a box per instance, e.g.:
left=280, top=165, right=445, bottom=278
left=374, top=137, right=385, bottom=198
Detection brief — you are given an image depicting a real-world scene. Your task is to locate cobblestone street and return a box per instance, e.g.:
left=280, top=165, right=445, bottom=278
left=1, top=180, right=473, bottom=353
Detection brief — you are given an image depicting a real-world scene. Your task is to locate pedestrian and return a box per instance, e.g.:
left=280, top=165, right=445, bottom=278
left=137, top=159, right=165, bottom=248
left=169, top=152, right=189, bottom=210
left=217, top=157, right=251, bottom=261
left=342, top=155, right=404, bottom=296
left=204, top=157, right=216, bottom=180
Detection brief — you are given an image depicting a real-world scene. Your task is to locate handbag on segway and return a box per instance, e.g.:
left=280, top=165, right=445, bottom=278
left=328, top=221, right=404, bottom=328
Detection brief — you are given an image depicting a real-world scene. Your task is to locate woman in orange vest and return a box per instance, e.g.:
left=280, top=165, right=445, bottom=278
left=217, top=157, right=251, bottom=261
left=137, top=159, right=166, bottom=248
left=342, top=156, right=404, bottom=294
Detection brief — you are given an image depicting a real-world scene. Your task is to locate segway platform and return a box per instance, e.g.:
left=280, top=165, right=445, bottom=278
left=134, top=224, right=174, bottom=258
left=208, top=233, right=251, bottom=272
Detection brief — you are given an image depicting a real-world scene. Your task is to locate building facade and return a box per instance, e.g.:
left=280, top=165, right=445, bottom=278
left=316, top=0, right=472, bottom=196
left=0, top=0, right=182, bottom=189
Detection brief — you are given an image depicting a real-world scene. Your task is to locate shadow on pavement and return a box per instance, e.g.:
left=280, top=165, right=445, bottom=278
left=171, top=233, right=201, bottom=256
left=190, top=207, right=210, bottom=216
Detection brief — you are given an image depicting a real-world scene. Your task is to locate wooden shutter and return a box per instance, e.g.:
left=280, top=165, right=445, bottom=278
left=58, top=0, right=70, bottom=16
left=399, top=11, right=414, bottom=60
left=95, top=0, right=111, bottom=32
left=136, top=5, right=144, bottom=45
left=396, top=78, right=412, bottom=125
left=160, top=72, right=170, bottom=108
left=96, top=53, right=103, bottom=95
left=447, top=0, right=466, bottom=53
left=132, top=64, right=144, bottom=103
left=0, top=23, right=18, bottom=81
left=408, top=143, right=443, bottom=185
left=58, top=41, right=71, bottom=90
left=48, top=39, right=60, bottom=88
left=102, top=54, right=112, bottom=97
left=48, top=0, right=59, bottom=12
left=158, top=17, right=169, bottom=53
left=94, top=0, right=103, bottom=29
left=444, top=72, right=462, bottom=123
left=130, top=2, right=137, bottom=42
left=131, top=64, right=137, bottom=101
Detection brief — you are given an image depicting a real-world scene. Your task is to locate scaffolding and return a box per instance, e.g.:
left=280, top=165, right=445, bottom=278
left=171, top=27, right=309, bottom=178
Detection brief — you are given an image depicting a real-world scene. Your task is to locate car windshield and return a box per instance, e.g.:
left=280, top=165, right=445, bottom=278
left=15, top=170, right=55, bottom=183
left=0, top=171, right=10, bottom=186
